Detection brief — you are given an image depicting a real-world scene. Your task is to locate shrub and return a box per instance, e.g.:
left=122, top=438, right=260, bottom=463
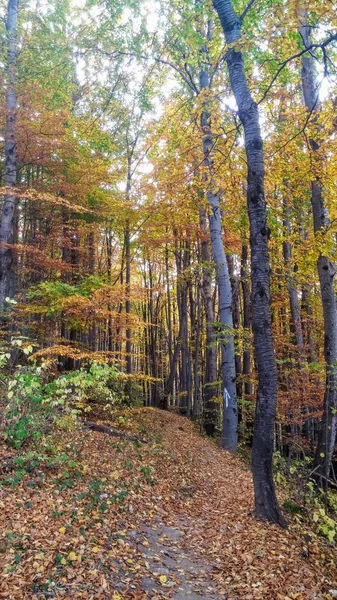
left=0, top=338, right=122, bottom=449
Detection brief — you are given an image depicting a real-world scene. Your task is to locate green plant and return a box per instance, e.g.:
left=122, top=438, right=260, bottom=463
left=283, top=499, right=302, bottom=514
left=0, top=449, right=81, bottom=491
left=140, top=465, right=155, bottom=485
left=313, top=508, right=337, bottom=543
left=43, top=362, right=121, bottom=413
left=0, top=337, right=123, bottom=448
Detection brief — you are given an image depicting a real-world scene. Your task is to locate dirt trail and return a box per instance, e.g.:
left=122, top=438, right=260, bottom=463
left=108, top=514, right=226, bottom=599
left=111, top=409, right=336, bottom=600
left=1, top=408, right=336, bottom=599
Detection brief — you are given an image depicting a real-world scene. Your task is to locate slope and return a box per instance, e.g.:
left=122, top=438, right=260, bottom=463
left=0, top=408, right=336, bottom=599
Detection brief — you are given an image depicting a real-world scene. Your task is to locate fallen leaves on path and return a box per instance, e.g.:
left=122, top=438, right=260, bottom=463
left=0, top=408, right=336, bottom=599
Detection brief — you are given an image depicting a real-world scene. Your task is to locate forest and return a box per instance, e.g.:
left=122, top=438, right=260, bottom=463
left=1, top=0, right=337, bottom=598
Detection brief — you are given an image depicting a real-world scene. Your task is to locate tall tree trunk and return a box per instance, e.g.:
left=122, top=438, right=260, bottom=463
left=165, top=239, right=173, bottom=365
left=241, top=244, right=252, bottom=398
left=124, top=149, right=132, bottom=404
left=60, top=209, right=78, bottom=370
left=125, top=152, right=132, bottom=377
left=125, top=218, right=132, bottom=375
left=228, top=253, right=242, bottom=400
left=148, top=260, right=159, bottom=407
left=175, top=237, right=191, bottom=415
left=213, top=0, right=286, bottom=525
left=282, top=199, right=304, bottom=347
left=299, top=16, right=337, bottom=483
left=282, top=197, right=306, bottom=467
left=301, top=284, right=317, bottom=362
left=106, top=227, right=114, bottom=353
left=0, top=0, right=19, bottom=310
left=199, top=205, right=218, bottom=435
left=192, top=279, right=202, bottom=420
left=198, top=15, right=237, bottom=451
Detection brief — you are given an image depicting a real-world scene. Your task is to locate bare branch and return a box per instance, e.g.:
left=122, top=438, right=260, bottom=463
left=258, top=31, right=337, bottom=104
left=240, top=0, right=258, bottom=22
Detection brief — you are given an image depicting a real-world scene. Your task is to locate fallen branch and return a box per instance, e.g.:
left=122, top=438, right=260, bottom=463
left=83, top=421, right=147, bottom=444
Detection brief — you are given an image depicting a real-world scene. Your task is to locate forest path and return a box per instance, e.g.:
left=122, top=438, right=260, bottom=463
left=1, top=408, right=336, bottom=599
left=110, top=514, right=225, bottom=599
left=107, top=408, right=335, bottom=600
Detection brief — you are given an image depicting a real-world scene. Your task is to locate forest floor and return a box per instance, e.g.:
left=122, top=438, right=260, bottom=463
left=0, top=408, right=337, bottom=600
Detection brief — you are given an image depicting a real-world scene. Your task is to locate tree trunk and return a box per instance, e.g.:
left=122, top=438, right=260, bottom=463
left=299, top=16, right=337, bottom=483
left=125, top=218, right=132, bottom=376
left=192, top=279, right=202, bottom=420
left=125, top=153, right=132, bottom=377
left=199, top=205, right=218, bottom=435
left=198, top=15, right=237, bottom=451
left=241, top=244, right=252, bottom=398
left=124, top=150, right=132, bottom=402
left=0, top=0, right=19, bottom=310
left=148, top=260, right=160, bottom=407
left=175, top=238, right=191, bottom=414
left=213, top=0, right=286, bottom=526
left=282, top=199, right=304, bottom=347
left=165, top=239, right=173, bottom=365
left=228, top=253, right=242, bottom=400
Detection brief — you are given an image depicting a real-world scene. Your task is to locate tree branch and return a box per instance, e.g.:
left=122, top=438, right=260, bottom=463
left=83, top=421, right=147, bottom=443
left=258, top=32, right=337, bottom=104
left=240, top=0, right=257, bottom=22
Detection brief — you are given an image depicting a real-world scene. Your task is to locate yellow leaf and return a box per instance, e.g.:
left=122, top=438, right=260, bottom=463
left=92, top=546, right=100, bottom=553
left=142, top=540, right=149, bottom=547
left=61, top=557, right=67, bottom=565
left=111, top=471, right=119, bottom=480
left=68, top=551, right=78, bottom=561
left=159, top=575, right=167, bottom=584
left=35, top=553, right=44, bottom=560
left=59, top=526, right=66, bottom=534
left=112, top=594, right=121, bottom=600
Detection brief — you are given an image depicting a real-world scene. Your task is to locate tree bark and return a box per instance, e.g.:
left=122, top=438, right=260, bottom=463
left=165, top=239, right=173, bottom=365
left=0, top=0, right=19, bottom=310
left=199, top=205, right=218, bottom=435
left=125, top=218, right=132, bottom=375
left=299, top=16, right=337, bottom=483
left=148, top=259, right=160, bottom=407
left=198, top=15, right=237, bottom=451
left=228, top=253, right=242, bottom=400
left=125, top=153, right=132, bottom=377
left=241, top=244, right=252, bottom=398
left=213, top=0, right=286, bottom=525
left=282, top=200, right=304, bottom=348
left=192, top=278, right=202, bottom=420
left=174, top=237, right=191, bottom=415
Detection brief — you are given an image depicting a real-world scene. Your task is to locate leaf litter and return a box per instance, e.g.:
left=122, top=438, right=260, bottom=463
left=0, top=408, right=336, bottom=599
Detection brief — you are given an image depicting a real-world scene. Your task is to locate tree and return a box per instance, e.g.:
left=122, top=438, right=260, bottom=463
left=197, top=12, right=237, bottom=450
left=299, top=11, right=337, bottom=485
left=212, top=0, right=286, bottom=525
left=0, top=0, right=19, bottom=311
